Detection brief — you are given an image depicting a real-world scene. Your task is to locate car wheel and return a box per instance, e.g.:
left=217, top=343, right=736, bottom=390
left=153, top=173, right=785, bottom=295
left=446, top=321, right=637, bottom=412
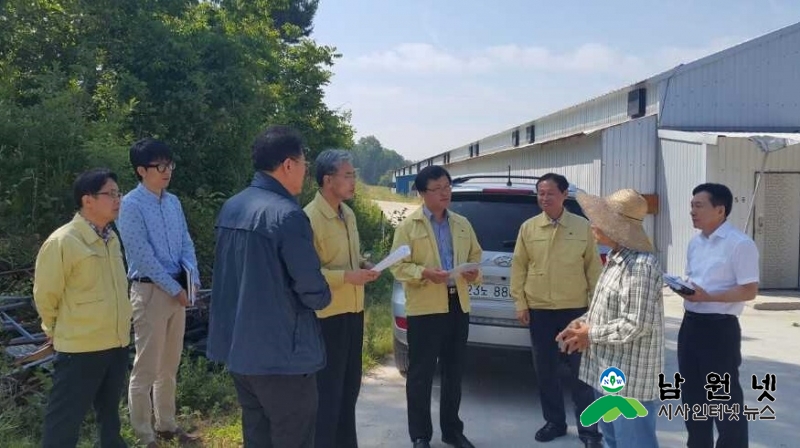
left=393, top=337, right=409, bottom=377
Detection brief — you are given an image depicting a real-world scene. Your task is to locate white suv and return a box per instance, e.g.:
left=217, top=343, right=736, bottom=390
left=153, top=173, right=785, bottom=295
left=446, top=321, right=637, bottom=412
left=391, top=174, right=608, bottom=375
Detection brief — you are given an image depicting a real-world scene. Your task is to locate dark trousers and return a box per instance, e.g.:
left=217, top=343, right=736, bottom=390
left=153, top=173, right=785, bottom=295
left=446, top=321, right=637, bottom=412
left=232, top=372, right=318, bottom=448
left=42, top=347, right=129, bottom=448
left=529, top=308, right=600, bottom=442
left=406, top=292, right=469, bottom=442
left=678, top=312, right=748, bottom=448
left=315, top=312, right=364, bottom=448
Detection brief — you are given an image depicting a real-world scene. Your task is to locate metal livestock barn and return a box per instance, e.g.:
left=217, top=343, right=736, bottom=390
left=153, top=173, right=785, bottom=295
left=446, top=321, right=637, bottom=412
left=392, top=21, right=800, bottom=289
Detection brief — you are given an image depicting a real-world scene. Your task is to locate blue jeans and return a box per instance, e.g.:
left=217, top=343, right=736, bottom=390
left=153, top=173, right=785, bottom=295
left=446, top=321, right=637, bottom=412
left=595, top=389, right=659, bottom=448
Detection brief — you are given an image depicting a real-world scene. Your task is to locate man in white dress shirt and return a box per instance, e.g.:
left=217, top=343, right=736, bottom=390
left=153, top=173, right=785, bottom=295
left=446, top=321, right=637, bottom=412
left=676, top=183, right=759, bottom=448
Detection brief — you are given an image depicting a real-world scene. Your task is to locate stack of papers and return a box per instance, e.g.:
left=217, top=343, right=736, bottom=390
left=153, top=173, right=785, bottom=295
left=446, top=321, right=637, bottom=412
left=448, top=263, right=481, bottom=279
left=371, top=245, right=411, bottom=272
left=368, top=246, right=481, bottom=279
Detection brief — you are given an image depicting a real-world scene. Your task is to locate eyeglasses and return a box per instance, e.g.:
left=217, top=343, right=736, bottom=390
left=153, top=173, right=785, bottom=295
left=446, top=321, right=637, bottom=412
left=146, top=162, right=176, bottom=173
left=426, top=185, right=452, bottom=195
left=95, top=190, right=123, bottom=200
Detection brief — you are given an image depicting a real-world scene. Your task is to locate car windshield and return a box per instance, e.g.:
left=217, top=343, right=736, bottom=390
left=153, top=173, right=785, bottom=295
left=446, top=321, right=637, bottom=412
left=448, top=192, right=585, bottom=252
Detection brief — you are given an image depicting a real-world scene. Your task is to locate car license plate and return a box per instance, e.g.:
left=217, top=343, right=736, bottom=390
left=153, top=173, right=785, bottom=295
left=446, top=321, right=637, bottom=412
left=468, top=284, right=510, bottom=300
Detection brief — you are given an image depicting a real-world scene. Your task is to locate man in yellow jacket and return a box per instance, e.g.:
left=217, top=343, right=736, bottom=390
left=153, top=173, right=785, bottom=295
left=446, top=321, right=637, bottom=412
left=390, top=166, right=482, bottom=448
left=510, top=173, right=603, bottom=448
left=33, top=168, right=133, bottom=448
left=305, top=149, right=380, bottom=448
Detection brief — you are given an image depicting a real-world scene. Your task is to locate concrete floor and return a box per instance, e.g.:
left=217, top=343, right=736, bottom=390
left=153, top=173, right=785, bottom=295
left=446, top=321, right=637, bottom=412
left=356, top=289, right=800, bottom=448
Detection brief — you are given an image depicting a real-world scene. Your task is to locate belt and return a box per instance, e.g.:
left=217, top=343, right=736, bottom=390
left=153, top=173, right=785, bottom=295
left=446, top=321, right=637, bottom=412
left=685, top=310, right=737, bottom=321
left=132, top=273, right=186, bottom=289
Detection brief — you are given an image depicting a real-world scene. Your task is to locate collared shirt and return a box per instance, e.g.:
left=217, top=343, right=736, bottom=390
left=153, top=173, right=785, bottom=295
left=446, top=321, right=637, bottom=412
left=117, top=183, right=199, bottom=296
left=304, top=191, right=365, bottom=318
left=579, top=247, right=664, bottom=402
left=33, top=214, right=133, bottom=353
left=510, top=210, right=603, bottom=311
left=82, top=215, right=113, bottom=243
left=422, top=205, right=454, bottom=272
left=684, top=221, right=760, bottom=316
left=390, top=207, right=483, bottom=316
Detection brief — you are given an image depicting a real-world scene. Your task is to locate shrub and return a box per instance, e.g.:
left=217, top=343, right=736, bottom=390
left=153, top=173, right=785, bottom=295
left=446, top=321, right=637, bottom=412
left=175, top=353, right=238, bottom=419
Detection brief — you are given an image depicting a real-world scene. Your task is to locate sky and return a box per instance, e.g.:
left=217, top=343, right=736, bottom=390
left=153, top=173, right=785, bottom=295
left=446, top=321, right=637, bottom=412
left=312, top=0, right=797, bottom=161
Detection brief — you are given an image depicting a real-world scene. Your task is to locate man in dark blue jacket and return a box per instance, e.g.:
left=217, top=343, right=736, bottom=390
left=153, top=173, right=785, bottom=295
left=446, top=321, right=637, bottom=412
left=207, top=125, right=332, bottom=448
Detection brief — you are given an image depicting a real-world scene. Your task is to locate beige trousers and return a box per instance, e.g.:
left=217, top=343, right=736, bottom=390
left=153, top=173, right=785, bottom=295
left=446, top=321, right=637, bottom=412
left=128, top=281, right=185, bottom=444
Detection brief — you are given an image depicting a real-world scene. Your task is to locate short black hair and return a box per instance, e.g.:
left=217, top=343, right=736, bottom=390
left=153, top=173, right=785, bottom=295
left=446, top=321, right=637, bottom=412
left=693, top=183, right=733, bottom=217
left=414, top=165, right=452, bottom=193
left=130, top=138, right=173, bottom=181
left=73, top=168, right=118, bottom=209
left=252, top=125, right=306, bottom=172
left=536, top=172, right=569, bottom=192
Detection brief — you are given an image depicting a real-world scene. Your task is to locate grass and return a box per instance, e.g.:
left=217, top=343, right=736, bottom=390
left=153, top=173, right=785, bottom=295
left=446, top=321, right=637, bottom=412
left=362, top=298, right=394, bottom=372
left=0, top=185, right=399, bottom=447
left=358, top=183, right=419, bottom=204
left=0, top=293, right=396, bottom=447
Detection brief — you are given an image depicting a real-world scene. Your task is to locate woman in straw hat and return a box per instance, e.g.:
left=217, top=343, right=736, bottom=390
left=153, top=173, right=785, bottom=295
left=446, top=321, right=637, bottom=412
left=557, top=188, right=664, bottom=448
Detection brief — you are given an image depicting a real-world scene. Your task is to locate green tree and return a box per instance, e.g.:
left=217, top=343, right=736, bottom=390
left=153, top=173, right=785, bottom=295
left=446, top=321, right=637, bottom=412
left=0, top=0, right=354, bottom=288
left=351, top=136, right=410, bottom=185
left=272, top=0, right=319, bottom=41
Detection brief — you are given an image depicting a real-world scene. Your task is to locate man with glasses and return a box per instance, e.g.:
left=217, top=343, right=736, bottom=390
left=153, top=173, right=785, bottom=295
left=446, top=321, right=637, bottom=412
left=33, top=168, right=132, bottom=447
left=208, top=125, right=331, bottom=448
left=117, top=138, right=200, bottom=447
left=304, top=149, right=380, bottom=448
left=510, top=173, right=603, bottom=448
left=390, top=166, right=483, bottom=448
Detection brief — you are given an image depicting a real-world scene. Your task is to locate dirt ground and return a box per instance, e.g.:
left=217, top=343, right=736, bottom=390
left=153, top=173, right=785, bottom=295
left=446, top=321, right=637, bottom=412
left=373, top=200, right=418, bottom=226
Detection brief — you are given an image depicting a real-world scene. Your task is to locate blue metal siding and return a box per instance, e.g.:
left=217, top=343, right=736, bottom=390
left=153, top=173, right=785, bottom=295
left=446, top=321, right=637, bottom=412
left=393, top=174, right=416, bottom=195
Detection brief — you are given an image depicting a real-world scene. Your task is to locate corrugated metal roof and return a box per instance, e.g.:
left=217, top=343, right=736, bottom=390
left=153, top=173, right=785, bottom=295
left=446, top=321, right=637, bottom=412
left=396, top=20, right=800, bottom=173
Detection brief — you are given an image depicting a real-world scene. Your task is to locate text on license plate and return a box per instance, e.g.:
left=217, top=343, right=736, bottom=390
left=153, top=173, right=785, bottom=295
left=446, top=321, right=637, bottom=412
left=468, top=284, right=510, bottom=300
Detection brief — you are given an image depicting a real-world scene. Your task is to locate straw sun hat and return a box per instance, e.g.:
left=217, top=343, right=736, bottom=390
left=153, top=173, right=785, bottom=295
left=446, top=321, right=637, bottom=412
left=576, top=188, right=654, bottom=253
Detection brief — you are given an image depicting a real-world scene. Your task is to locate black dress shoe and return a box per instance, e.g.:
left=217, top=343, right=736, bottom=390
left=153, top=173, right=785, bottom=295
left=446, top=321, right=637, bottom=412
left=442, top=433, right=476, bottom=448
left=534, top=422, right=567, bottom=442
left=412, top=439, right=431, bottom=448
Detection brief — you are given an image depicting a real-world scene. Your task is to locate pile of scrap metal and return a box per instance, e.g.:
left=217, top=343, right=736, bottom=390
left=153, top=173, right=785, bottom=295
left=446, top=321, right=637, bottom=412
left=1, top=290, right=213, bottom=378
left=0, top=295, right=53, bottom=375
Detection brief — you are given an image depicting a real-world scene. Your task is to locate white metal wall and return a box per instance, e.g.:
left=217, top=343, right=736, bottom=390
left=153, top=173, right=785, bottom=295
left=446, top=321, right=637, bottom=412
left=445, top=134, right=603, bottom=194
left=601, top=116, right=658, bottom=239
left=706, top=137, right=800, bottom=232
left=536, top=84, right=660, bottom=144
left=444, top=83, right=660, bottom=166
left=655, top=138, right=707, bottom=275
left=660, top=23, right=800, bottom=130
left=449, top=144, right=471, bottom=164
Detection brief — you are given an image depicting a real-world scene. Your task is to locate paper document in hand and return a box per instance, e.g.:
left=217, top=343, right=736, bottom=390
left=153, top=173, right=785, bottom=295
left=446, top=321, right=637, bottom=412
left=449, top=262, right=481, bottom=279
left=183, top=263, right=197, bottom=305
left=371, top=245, right=411, bottom=272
